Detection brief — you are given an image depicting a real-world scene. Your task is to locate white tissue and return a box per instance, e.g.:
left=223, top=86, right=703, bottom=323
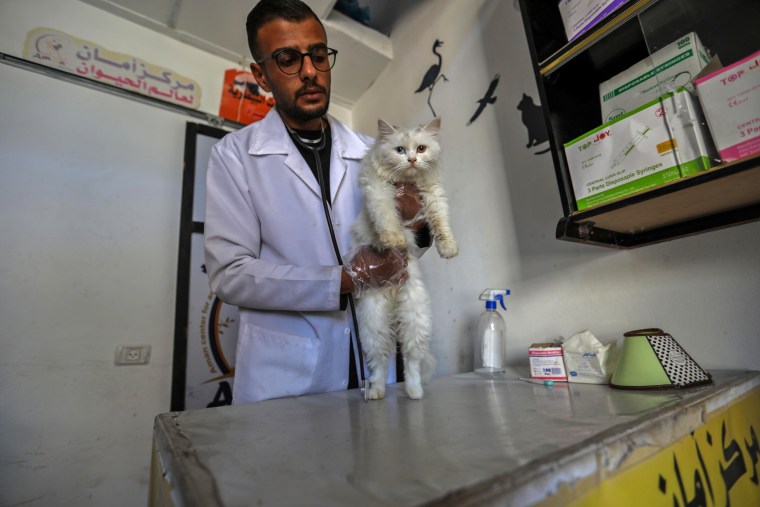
left=562, top=330, right=615, bottom=384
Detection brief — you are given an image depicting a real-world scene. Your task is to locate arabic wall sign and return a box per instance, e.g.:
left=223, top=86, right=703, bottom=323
left=218, top=69, right=274, bottom=125
left=568, top=387, right=760, bottom=507
left=23, top=27, right=201, bottom=109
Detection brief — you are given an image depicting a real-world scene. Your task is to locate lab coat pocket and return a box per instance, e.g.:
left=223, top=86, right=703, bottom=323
left=234, top=322, right=319, bottom=403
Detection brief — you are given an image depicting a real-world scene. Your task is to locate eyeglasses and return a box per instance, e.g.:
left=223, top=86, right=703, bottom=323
left=258, top=46, right=338, bottom=75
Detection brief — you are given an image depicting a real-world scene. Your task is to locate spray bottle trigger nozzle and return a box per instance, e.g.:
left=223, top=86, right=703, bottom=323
left=480, top=289, right=510, bottom=311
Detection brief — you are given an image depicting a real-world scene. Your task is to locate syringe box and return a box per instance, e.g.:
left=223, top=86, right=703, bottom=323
left=599, top=32, right=710, bottom=123
left=695, top=49, right=760, bottom=163
left=564, top=88, right=715, bottom=211
left=529, top=343, right=567, bottom=381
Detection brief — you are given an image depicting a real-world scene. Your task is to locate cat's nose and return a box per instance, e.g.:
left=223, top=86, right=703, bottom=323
left=408, top=157, right=416, bottom=164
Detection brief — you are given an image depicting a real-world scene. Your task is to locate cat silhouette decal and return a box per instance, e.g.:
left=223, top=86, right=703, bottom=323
left=517, top=93, right=550, bottom=155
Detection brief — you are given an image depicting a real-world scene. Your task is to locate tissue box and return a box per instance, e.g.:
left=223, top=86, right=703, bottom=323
left=558, top=0, right=627, bottom=42
left=600, top=32, right=711, bottom=123
left=565, top=88, right=714, bottom=211
left=695, top=50, right=760, bottom=162
left=529, top=343, right=568, bottom=381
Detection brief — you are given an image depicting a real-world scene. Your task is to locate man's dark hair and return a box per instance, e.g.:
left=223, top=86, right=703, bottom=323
left=246, top=0, right=322, bottom=61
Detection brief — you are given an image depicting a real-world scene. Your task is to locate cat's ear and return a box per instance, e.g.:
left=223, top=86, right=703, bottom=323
left=377, top=119, right=396, bottom=139
left=423, top=116, right=441, bottom=135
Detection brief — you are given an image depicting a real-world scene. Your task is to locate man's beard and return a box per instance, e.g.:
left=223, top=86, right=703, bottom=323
left=278, top=83, right=330, bottom=123
left=279, top=100, right=329, bottom=123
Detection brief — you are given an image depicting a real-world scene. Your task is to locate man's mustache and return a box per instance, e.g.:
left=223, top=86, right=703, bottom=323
left=296, top=83, right=326, bottom=97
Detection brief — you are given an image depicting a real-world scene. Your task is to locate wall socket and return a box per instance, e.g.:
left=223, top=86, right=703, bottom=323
left=115, top=345, right=151, bottom=365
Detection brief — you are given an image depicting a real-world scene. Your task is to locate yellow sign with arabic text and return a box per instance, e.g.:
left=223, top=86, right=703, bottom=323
left=567, top=388, right=760, bottom=507
left=23, top=27, right=201, bottom=109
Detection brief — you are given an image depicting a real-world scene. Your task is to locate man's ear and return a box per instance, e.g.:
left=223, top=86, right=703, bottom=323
left=250, top=62, right=271, bottom=93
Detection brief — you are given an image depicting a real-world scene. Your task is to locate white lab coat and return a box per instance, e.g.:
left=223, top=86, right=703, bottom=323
left=204, top=110, right=374, bottom=404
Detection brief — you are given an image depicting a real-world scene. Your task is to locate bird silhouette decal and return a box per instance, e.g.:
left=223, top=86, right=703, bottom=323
left=415, top=39, right=448, bottom=117
left=467, top=74, right=500, bottom=126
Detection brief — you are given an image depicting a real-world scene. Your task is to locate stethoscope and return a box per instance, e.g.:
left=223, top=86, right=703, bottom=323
left=286, top=117, right=369, bottom=401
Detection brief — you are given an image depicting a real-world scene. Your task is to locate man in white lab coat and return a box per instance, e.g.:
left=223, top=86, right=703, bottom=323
left=204, top=0, right=427, bottom=404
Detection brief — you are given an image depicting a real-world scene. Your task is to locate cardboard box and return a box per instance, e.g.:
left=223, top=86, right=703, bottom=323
left=565, top=88, right=715, bottom=211
left=695, top=49, right=760, bottom=163
left=600, top=32, right=711, bottom=123
left=529, top=343, right=568, bottom=381
left=558, top=0, right=627, bottom=42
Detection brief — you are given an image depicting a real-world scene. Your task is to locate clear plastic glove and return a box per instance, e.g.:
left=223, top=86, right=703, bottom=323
left=395, top=182, right=426, bottom=230
left=344, top=245, right=408, bottom=298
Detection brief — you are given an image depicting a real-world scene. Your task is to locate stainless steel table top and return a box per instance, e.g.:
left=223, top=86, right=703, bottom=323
left=153, top=369, right=760, bottom=507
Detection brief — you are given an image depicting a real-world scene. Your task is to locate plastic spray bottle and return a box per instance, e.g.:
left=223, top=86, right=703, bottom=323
left=475, top=289, right=511, bottom=378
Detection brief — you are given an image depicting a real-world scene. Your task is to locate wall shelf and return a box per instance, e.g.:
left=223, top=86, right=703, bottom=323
left=557, top=156, right=760, bottom=248
left=519, top=0, right=760, bottom=249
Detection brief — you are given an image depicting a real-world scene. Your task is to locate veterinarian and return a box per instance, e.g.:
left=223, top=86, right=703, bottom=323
left=204, top=0, right=429, bottom=404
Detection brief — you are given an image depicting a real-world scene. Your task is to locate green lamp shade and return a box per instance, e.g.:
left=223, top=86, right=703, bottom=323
left=610, top=329, right=711, bottom=389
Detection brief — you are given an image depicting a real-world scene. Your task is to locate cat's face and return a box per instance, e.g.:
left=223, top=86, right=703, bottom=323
left=374, top=118, right=441, bottom=183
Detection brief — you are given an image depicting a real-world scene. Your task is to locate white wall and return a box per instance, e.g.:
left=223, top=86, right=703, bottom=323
left=352, top=0, right=760, bottom=375
left=2, top=1, right=215, bottom=506
left=0, top=61, right=185, bottom=506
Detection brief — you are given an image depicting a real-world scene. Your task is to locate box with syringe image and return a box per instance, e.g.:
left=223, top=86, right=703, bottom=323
left=599, top=32, right=711, bottom=123
left=565, top=88, right=715, bottom=211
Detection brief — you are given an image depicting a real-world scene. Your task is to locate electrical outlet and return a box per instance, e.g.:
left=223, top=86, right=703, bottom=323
left=115, top=345, right=151, bottom=365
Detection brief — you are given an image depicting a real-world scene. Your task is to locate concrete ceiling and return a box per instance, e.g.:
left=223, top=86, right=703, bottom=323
left=78, top=0, right=397, bottom=107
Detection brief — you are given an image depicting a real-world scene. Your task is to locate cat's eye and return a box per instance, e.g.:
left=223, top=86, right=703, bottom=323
left=417, top=145, right=427, bottom=153
left=395, top=147, right=406, bottom=154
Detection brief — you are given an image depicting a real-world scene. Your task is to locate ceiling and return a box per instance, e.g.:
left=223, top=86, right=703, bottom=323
left=78, top=0, right=408, bottom=107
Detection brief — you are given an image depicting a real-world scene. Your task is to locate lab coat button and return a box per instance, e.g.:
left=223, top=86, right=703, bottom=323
left=344, top=328, right=350, bottom=335
left=342, top=379, right=348, bottom=386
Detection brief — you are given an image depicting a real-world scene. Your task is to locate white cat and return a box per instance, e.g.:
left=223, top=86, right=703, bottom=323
left=352, top=117, right=458, bottom=400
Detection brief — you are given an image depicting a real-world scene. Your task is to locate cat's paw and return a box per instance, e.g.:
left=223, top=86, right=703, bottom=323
left=405, top=382, right=424, bottom=400
left=436, top=238, right=458, bottom=259
left=379, top=230, right=407, bottom=249
left=367, top=384, right=386, bottom=400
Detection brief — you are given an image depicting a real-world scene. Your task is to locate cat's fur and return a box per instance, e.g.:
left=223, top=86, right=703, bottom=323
left=352, top=117, right=458, bottom=400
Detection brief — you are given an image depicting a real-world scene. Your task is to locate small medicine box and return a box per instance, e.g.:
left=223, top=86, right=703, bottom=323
left=599, top=32, right=710, bottom=123
left=557, top=0, right=627, bottom=42
left=695, top=49, right=760, bottom=163
left=564, top=88, right=715, bottom=211
left=529, top=343, right=568, bottom=381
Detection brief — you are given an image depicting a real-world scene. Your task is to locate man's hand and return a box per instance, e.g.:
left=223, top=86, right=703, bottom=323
left=341, top=246, right=408, bottom=297
left=395, top=182, right=426, bottom=232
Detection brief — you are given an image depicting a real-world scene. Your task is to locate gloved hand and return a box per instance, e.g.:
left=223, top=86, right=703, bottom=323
left=343, top=245, right=408, bottom=298
left=394, top=182, right=426, bottom=231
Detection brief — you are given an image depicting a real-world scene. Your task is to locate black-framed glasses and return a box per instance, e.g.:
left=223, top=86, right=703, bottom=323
left=258, top=46, right=338, bottom=75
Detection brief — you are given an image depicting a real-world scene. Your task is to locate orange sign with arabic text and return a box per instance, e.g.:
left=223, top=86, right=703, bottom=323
left=218, top=69, right=274, bottom=125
